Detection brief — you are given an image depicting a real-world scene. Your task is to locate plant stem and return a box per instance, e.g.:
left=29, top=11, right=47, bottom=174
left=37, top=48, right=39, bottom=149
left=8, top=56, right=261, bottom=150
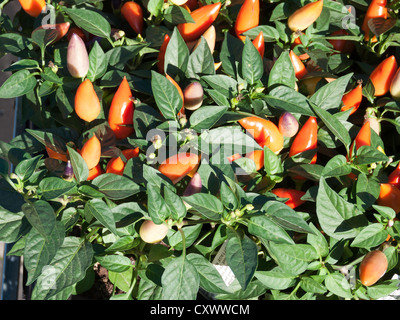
left=178, top=227, right=186, bottom=257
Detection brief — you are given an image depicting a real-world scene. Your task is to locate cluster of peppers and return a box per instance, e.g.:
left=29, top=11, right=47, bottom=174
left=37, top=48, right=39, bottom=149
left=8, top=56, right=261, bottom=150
left=17, top=0, right=400, bottom=288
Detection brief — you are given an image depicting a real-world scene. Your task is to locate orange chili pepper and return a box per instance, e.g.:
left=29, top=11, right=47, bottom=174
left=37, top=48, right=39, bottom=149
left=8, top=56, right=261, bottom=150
left=271, top=188, right=306, bottom=209
left=234, top=0, right=259, bottom=41
left=19, top=0, right=46, bottom=17
left=287, top=0, right=324, bottom=32
left=121, top=1, right=144, bottom=35
left=157, top=34, right=171, bottom=74
left=158, top=153, right=200, bottom=184
left=252, top=31, right=264, bottom=58
left=369, top=55, right=398, bottom=96
left=289, top=116, right=318, bottom=164
left=376, top=183, right=400, bottom=213
left=341, top=82, right=363, bottom=115
left=361, top=0, right=387, bottom=43
left=106, top=148, right=140, bottom=175
left=289, top=50, right=308, bottom=80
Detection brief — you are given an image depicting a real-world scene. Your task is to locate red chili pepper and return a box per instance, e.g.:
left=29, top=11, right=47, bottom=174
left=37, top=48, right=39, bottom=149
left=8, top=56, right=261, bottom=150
left=361, top=0, right=387, bottom=43
left=376, top=183, right=400, bottom=213
left=328, top=29, right=355, bottom=54
left=289, top=116, right=318, bottom=164
left=289, top=50, right=308, bottom=80
left=291, top=32, right=310, bottom=60
left=387, top=162, right=400, bottom=189
left=177, top=2, right=221, bottom=42
left=121, top=1, right=144, bottom=35
left=33, top=22, right=70, bottom=43
left=166, top=74, right=185, bottom=116
left=369, top=55, right=398, bottom=97
left=349, top=120, right=371, bottom=159
left=157, top=33, right=170, bottom=74
left=19, top=0, right=46, bottom=17
left=341, top=82, right=363, bottom=115
left=238, top=116, right=284, bottom=154
left=252, top=31, right=264, bottom=58
left=67, top=26, right=86, bottom=41
left=234, top=0, right=259, bottom=41
left=106, top=148, right=140, bottom=175
left=271, top=188, right=306, bottom=209
left=108, top=76, right=135, bottom=140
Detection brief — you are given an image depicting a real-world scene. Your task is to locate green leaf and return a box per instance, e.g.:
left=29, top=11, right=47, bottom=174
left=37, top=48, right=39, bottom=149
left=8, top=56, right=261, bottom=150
left=266, top=242, right=318, bottom=276
left=96, top=254, right=133, bottom=273
left=147, top=184, right=171, bottom=224
left=351, top=223, right=388, bottom=249
left=248, top=215, right=294, bottom=244
left=0, top=69, right=37, bottom=99
left=201, top=74, right=238, bottom=99
left=31, top=237, right=94, bottom=300
left=91, top=173, right=142, bottom=200
left=241, top=37, right=263, bottom=85
left=225, top=229, right=258, bottom=290
left=67, top=146, right=89, bottom=183
left=161, top=255, right=200, bottom=300
left=163, top=27, right=189, bottom=78
left=190, top=105, right=228, bottom=132
left=87, top=41, right=108, bottom=82
left=166, top=224, right=202, bottom=250
left=268, top=51, right=296, bottom=90
left=65, top=8, right=111, bottom=39
left=310, top=103, right=351, bottom=148
left=163, top=5, right=194, bottom=24
left=22, top=200, right=57, bottom=239
left=24, top=221, right=65, bottom=285
left=187, top=253, right=232, bottom=294
left=182, top=193, right=224, bottom=220
left=324, top=273, right=353, bottom=299
left=322, top=154, right=352, bottom=177
left=353, top=145, right=389, bottom=165
left=309, top=73, right=353, bottom=112
left=84, top=199, right=118, bottom=235
left=187, top=37, right=215, bottom=79
left=255, top=270, right=296, bottom=290
left=264, top=86, right=315, bottom=116
left=39, top=177, right=76, bottom=200
left=263, top=146, right=284, bottom=182
left=0, top=206, right=30, bottom=242
left=151, top=70, right=182, bottom=120
left=306, top=223, right=329, bottom=258
left=300, top=277, right=327, bottom=294
left=220, top=32, right=243, bottom=78
left=14, top=154, right=42, bottom=182
left=163, top=187, right=186, bottom=221
left=316, top=177, right=368, bottom=239
left=367, top=280, right=400, bottom=299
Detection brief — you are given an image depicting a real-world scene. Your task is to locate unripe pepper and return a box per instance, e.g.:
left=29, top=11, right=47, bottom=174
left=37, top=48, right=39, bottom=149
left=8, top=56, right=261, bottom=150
left=32, top=22, right=70, bottom=43
left=361, top=0, right=387, bottom=43
left=158, top=152, right=200, bottom=184
left=238, top=116, right=284, bottom=154
left=359, top=250, right=388, bottom=286
left=108, top=76, right=135, bottom=140
left=279, top=112, right=299, bottom=138
left=121, top=1, right=144, bottom=35
left=157, top=33, right=170, bottom=74
left=369, top=55, right=397, bottom=96
left=376, top=183, right=400, bottom=213
left=289, top=50, right=308, bottom=80
left=252, top=31, right=264, bottom=58
left=177, top=2, right=221, bottom=42
left=67, top=33, right=89, bottom=78
left=183, top=172, right=202, bottom=196
left=183, top=81, right=204, bottom=111
left=19, top=0, right=46, bottom=17
left=341, top=82, right=363, bottom=115
left=289, top=116, right=318, bottom=164
left=234, top=0, right=259, bottom=41
left=75, top=79, right=101, bottom=123
left=271, top=188, right=306, bottom=209
left=288, top=0, right=324, bottom=32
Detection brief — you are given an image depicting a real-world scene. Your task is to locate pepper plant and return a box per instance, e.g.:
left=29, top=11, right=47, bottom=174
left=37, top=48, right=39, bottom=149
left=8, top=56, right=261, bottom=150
left=1, top=0, right=400, bottom=301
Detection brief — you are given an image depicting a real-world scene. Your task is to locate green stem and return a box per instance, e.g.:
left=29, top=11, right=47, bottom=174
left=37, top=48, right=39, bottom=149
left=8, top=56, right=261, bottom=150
left=178, top=227, right=186, bottom=257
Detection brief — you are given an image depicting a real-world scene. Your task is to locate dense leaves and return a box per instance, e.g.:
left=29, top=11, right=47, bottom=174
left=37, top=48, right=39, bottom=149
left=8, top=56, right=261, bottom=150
left=1, top=0, right=400, bottom=301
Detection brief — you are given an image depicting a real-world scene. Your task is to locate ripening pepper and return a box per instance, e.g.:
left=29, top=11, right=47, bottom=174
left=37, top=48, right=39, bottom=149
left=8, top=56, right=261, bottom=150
left=359, top=250, right=388, bottom=286
left=234, top=0, right=259, bottom=41
left=177, top=2, right=221, bottom=42
left=32, top=22, right=70, bottom=43
left=121, top=1, right=144, bottom=35
left=238, top=116, right=284, bottom=154
left=19, top=0, right=46, bottom=17
left=289, top=116, right=318, bottom=164
left=108, top=77, right=135, bottom=140
left=289, top=50, right=308, bottom=79
left=341, top=82, right=363, bottom=115
left=390, top=66, right=400, bottom=99
left=376, top=183, right=400, bottom=214
left=158, top=153, right=200, bottom=184
left=361, top=0, right=387, bottom=43
left=328, top=29, right=355, bottom=54
left=271, top=188, right=306, bottom=209
left=67, top=33, right=89, bottom=78
left=287, top=0, right=324, bottom=32
left=75, top=79, right=101, bottom=123
left=106, top=148, right=140, bottom=175
left=369, top=55, right=397, bottom=97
